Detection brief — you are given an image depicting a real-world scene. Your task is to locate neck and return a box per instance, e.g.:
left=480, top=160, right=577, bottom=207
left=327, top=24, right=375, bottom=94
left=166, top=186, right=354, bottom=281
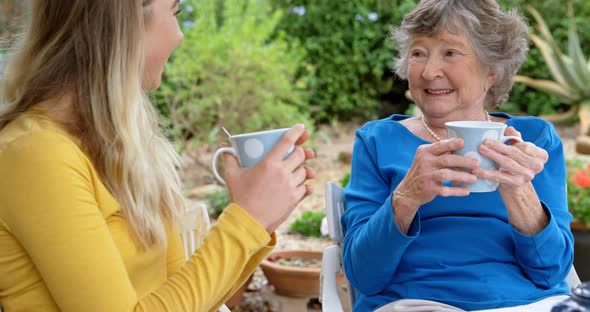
left=36, top=91, right=78, bottom=124
left=422, top=110, right=491, bottom=142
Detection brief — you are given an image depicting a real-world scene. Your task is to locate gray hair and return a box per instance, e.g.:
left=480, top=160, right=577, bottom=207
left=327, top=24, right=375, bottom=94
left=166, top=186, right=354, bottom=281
left=391, top=0, right=529, bottom=108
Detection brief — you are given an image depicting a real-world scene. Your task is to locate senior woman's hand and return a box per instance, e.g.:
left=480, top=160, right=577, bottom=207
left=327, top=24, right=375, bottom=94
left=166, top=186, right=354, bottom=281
left=473, top=126, right=550, bottom=235
left=391, top=138, right=480, bottom=233
left=473, top=126, right=549, bottom=190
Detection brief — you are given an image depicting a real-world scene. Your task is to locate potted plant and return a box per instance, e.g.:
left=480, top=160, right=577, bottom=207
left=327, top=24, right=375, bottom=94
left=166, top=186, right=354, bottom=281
left=567, top=160, right=590, bottom=281
left=260, top=249, right=325, bottom=297
left=513, top=2, right=590, bottom=153
left=260, top=211, right=346, bottom=298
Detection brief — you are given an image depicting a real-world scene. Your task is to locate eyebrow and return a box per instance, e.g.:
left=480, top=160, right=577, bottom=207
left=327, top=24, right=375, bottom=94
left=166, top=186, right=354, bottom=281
left=171, top=0, right=180, bottom=9
left=411, top=36, right=469, bottom=50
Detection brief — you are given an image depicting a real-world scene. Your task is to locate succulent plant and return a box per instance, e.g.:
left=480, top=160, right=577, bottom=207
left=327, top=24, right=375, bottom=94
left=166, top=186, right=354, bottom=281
left=514, top=2, right=590, bottom=134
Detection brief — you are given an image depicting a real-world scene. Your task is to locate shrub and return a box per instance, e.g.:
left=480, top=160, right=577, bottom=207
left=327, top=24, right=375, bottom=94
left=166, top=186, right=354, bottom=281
left=206, top=188, right=231, bottom=219
left=514, top=2, right=590, bottom=133
left=271, top=0, right=416, bottom=122
left=499, top=0, right=590, bottom=116
left=155, top=0, right=313, bottom=150
left=340, top=172, right=351, bottom=188
left=290, top=210, right=326, bottom=237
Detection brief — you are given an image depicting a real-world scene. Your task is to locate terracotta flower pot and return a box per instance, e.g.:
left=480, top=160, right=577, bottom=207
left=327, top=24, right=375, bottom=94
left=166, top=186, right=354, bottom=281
left=225, top=274, right=253, bottom=309
left=260, top=249, right=345, bottom=298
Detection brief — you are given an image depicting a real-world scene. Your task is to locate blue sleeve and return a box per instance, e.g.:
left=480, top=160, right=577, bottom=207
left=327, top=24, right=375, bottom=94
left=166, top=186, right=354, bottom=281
left=511, top=121, right=574, bottom=288
left=341, top=127, right=420, bottom=295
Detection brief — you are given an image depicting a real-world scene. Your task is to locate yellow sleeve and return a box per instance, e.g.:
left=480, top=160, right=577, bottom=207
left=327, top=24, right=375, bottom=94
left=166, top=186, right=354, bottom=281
left=204, top=206, right=277, bottom=311
left=166, top=224, right=186, bottom=275
left=0, top=131, right=274, bottom=312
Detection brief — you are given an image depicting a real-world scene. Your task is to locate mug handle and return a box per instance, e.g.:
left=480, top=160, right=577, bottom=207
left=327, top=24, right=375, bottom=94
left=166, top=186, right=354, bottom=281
left=211, top=147, right=237, bottom=185
left=499, top=135, right=523, bottom=144
left=496, top=135, right=524, bottom=171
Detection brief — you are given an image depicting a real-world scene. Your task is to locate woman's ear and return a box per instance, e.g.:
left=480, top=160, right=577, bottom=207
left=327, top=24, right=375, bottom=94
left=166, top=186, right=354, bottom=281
left=485, top=68, right=497, bottom=91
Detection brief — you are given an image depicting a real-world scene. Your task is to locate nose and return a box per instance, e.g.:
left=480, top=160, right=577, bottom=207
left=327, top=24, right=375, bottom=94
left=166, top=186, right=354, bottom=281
left=422, top=55, right=444, bottom=80
left=176, top=29, right=184, bottom=48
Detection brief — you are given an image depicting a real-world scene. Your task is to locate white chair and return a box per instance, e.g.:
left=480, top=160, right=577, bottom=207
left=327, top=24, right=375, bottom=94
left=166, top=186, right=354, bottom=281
left=320, top=182, right=356, bottom=311
left=182, top=202, right=232, bottom=312
left=319, top=182, right=582, bottom=312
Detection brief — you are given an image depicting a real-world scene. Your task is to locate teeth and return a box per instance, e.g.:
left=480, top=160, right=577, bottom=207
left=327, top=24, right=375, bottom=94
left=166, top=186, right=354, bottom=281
left=426, top=89, right=453, bottom=94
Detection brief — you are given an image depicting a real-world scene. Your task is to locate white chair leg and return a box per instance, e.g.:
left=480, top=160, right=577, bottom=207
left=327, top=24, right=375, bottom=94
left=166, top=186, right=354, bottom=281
left=321, top=245, right=344, bottom=312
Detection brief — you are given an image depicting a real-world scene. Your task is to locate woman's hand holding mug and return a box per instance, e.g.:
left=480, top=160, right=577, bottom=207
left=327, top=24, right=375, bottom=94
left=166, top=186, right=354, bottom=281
left=217, top=124, right=315, bottom=233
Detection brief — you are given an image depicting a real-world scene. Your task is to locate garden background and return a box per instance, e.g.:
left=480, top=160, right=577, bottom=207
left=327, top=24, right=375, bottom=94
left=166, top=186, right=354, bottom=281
left=2, top=1, right=590, bottom=311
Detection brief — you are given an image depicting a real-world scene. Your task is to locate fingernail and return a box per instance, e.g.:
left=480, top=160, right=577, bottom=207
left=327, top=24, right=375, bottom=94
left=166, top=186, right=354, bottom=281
left=295, top=123, right=305, bottom=129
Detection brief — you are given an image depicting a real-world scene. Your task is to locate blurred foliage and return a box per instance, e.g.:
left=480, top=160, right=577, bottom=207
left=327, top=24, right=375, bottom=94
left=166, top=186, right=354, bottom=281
left=2, top=0, right=589, bottom=130
left=340, top=172, right=350, bottom=188
left=567, top=159, right=590, bottom=227
left=154, top=0, right=313, bottom=150
left=514, top=2, right=590, bottom=130
left=0, top=0, right=24, bottom=40
left=499, top=0, right=590, bottom=116
left=270, top=0, right=416, bottom=122
left=289, top=210, right=326, bottom=237
left=271, top=0, right=590, bottom=121
left=206, top=188, right=230, bottom=219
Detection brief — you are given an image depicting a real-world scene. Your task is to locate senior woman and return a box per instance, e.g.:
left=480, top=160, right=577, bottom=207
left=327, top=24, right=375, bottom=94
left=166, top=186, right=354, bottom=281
left=342, top=0, right=574, bottom=311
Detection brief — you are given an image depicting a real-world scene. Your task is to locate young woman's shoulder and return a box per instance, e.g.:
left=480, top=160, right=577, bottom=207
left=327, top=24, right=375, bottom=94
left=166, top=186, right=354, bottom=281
left=0, top=112, right=89, bottom=171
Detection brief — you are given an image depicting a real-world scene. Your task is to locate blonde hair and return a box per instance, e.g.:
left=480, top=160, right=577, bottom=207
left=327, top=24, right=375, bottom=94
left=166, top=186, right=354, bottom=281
left=0, top=0, right=187, bottom=248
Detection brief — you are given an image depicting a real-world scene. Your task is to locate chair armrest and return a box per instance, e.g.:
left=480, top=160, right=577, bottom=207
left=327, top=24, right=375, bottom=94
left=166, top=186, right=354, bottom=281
left=566, top=266, right=582, bottom=289
left=321, top=245, right=344, bottom=312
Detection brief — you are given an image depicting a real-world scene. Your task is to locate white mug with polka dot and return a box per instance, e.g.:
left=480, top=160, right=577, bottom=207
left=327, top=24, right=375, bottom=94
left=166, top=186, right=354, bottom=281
left=445, top=121, right=523, bottom=192
left=211, top=128, right=293, bottom=185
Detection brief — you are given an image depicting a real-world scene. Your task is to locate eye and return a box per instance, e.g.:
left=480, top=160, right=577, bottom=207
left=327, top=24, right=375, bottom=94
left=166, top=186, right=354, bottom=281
left=410, top=50, right=426, bottom=58
left=445, top=50, right=459, bottom=57
left=174, top=8, right=182, bottom=16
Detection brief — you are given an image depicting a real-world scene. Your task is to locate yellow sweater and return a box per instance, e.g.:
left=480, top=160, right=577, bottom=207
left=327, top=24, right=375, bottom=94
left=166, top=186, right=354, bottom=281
left=0, top=108, right=275, bottom=311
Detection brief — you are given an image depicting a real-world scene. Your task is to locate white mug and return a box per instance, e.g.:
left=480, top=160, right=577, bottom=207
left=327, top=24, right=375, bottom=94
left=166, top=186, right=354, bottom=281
left=211, top=128, right=293, bottom=184
left=445, top=121, right=523, bottom=192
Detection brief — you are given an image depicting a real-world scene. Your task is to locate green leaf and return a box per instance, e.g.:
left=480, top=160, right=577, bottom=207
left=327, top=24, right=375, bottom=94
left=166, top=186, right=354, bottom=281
left=514, top=75, right=578, bottom=104
left=530, top=34, right=567, bottom=87
left=567, top=2, right=590, bottom=89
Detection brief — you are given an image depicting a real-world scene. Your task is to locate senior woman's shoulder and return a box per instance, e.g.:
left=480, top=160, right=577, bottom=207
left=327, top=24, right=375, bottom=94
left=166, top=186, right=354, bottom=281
left=499, top=113, right=562, bottom=145
left=356, top=114, right=411, bottom=136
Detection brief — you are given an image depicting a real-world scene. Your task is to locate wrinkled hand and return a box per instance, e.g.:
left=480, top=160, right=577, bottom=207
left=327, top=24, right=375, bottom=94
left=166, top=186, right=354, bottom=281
left=394, top=138, right=480, bottom=209
left=222, top=124, right=316, bottom=233
left=473, top=126, right=548, bottom=192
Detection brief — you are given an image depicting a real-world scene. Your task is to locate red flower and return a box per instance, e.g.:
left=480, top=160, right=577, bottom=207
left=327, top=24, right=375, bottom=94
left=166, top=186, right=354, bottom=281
left=572, top=168, right=590, bottom=188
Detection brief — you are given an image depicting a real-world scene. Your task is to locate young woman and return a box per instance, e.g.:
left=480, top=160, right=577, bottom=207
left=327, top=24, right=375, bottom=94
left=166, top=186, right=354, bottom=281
left=0, top=1, right=315, bottom=311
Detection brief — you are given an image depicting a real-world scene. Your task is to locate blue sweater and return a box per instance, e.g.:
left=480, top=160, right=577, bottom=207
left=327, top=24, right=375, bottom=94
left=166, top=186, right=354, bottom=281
left=342, top=114, right=574, bottom=311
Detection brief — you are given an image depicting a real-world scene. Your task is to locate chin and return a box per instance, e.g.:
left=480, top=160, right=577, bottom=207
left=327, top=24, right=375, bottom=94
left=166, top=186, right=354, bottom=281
left=142, top=79, right=162, bottom=91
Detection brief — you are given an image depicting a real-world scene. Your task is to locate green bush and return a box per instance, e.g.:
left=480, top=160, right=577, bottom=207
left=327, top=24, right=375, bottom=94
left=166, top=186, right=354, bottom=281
left=271, top=0, right=416, bottom=122
left=206, top=188, right=231, bottom=219
left=290, top=210, right=326, bottom=237
left=155, top=0, right=313, bottom=149
left=499, top=0, right=590, bottom=115
left=340, top=172, right=350, bottom=188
